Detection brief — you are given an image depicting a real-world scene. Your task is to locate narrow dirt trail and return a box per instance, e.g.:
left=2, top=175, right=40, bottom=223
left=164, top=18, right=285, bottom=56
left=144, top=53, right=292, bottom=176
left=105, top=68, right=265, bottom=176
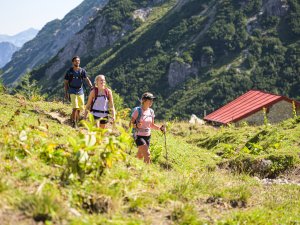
left=46, top=111, right=70, bottom=125
left=31, top=108, right=71, bottom=125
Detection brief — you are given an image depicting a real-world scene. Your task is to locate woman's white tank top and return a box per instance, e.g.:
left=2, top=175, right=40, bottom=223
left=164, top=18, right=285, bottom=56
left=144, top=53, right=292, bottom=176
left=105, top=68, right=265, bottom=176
left=91, top=89, right=109, bottom=118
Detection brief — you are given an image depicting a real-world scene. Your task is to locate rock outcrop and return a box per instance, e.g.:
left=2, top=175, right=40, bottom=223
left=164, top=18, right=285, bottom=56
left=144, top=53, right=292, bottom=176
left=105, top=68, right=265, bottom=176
left=133, top=8, right=152, bottom=22
left=262, top=0, right=289, bottom=17
left=189, top=114, right=205, bottom=125
left=167, top=61, right=198, bottom=88
left=42, top=15, right=124, bottom=84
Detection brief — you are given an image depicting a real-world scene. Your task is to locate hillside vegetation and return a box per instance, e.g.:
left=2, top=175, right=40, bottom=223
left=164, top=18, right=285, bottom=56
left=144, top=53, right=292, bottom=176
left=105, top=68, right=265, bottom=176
left=86, top=0, right=300, bottom=119
left=0, top=90, right=300, bottom=224
left=1, top=0, right=297, bottom=120
left=23, top=0, right=299, bottom=120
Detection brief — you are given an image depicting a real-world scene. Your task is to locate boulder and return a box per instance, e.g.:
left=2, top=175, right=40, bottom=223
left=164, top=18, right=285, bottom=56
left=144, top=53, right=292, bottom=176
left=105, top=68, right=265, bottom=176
left=189, top=114, right=205, bottom=125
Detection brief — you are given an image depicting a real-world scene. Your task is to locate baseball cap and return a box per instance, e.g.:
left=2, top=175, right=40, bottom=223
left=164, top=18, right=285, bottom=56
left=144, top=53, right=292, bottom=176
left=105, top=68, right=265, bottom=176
left=141, top=92, right=156, bottom=100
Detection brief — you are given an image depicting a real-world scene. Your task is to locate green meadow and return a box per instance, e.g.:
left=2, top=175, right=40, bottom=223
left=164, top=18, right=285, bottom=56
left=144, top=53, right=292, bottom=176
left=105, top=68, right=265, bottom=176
left=0, top=92, right=299, bottom=225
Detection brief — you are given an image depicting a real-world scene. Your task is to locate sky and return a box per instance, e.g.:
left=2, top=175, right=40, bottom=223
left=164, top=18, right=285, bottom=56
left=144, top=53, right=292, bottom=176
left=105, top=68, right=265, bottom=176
left=0, top=0, right=84, bottom=36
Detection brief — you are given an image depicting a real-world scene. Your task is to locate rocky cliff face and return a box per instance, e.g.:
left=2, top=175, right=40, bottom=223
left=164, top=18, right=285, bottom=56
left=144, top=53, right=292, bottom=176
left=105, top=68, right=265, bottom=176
left=168, top=61, right=198, bottom=88
left=263, top=0, right=289, bottom=17
left=31, top=0, right=168, bottom=93
left=0, top=0, right=108, bottom=85
left=42, top=15, right=123, bottom=84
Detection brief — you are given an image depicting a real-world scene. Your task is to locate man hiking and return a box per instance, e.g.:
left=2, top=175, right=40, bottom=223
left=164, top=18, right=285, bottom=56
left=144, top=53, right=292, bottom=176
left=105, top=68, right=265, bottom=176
left=129, top=92, right=166, bottom=163
left=64, top=56, right=93, bottom=128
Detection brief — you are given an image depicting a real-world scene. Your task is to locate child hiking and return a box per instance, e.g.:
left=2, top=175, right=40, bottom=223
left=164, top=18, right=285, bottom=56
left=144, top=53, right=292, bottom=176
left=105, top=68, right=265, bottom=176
left=85, top=75, right=115, bottom=128
left=64, top=56, right=93, bottom=128
left=129, top=92, right=166, bottom=164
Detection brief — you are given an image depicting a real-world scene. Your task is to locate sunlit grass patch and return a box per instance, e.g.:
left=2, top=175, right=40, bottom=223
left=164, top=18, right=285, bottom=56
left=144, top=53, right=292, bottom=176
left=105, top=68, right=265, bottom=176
left=0, top=92, right=299, bottom=224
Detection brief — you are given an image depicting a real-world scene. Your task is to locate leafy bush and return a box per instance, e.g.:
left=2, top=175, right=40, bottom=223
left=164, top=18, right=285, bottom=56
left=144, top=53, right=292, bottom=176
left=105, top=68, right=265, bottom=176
left=18, top=182, right=66, bottom=223
left=61, top=115, right=130, bottom=182
left=149, top=140, right=163, bottom=163
left=287, top=0, right=300, bottom=36
left=267, top=153, right=299, bottom=177
left=0, top=79, right=5, bottom=93
left=13, top=73, right=46, bottom=101
left=224, top=152, right=299, bottom=178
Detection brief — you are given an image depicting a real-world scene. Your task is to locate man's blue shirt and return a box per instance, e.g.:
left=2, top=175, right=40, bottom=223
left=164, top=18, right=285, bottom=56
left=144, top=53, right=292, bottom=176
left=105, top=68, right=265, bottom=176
left=65, top=67, right=87, bottom=95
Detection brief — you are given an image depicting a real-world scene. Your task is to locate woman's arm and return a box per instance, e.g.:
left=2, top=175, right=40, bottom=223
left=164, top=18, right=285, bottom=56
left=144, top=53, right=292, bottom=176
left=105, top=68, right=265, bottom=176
left=108, top=89, right=116, bottom=121
left=84, top=89, right=95, bottom=118
left=129, top=117, right=135, bottom=129
left=150, top=118, right=166, bottom=132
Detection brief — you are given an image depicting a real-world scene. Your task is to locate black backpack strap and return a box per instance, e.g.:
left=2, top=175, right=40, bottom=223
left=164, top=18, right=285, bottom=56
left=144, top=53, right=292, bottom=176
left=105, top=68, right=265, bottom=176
left=79, top=68, right=84, bottom=80
left=68, top=68, right=73, bottom=84
left=134, top=107, right=142, bottom=125
left=92, top=110, right=109, bottom=113
left=68, top=68, right=84, bottom=87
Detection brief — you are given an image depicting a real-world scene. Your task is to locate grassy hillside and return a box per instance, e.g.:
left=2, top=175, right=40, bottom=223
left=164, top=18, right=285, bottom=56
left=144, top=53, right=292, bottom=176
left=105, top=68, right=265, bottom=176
left=0, top=91, right=300, bottom=224
left=23, top=0, right=300, bottom=121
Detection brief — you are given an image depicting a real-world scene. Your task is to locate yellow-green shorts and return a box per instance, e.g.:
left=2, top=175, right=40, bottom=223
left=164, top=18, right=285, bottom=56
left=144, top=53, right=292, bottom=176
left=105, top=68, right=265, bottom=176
left=70, top=94, right=85, bottom=110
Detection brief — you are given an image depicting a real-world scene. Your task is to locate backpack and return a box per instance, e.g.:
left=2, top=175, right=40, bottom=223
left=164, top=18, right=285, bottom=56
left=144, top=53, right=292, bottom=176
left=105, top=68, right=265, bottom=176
left=68, top=68, right=84, bottom=89
left=131, top=106, right=142, bottom=139
left=90, top=87, right=110, bottom=113
left=131, top=107, right=154, bottom=139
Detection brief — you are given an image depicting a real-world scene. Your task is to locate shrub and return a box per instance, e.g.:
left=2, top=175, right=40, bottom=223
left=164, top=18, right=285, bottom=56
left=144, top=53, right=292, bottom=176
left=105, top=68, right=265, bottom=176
left=61, top=114, right=130, bottom=182
left=0, top=79, right=6, bottom=93
left=13, top=73, right=46, bottom=101
left=224, top=152, right=299, bottom=178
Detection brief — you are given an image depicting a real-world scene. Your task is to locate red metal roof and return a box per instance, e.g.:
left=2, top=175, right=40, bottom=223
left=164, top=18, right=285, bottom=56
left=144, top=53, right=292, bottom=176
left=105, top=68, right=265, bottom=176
left=204, top=90, right=300, bottom=124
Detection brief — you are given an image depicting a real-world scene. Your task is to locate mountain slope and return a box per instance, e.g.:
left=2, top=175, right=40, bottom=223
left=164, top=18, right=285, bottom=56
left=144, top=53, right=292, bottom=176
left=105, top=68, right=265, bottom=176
left=0, top=42, right=19, bottom=68
left=4, top=0, right=300, bottom=120
left=30, top=0, right=174, bottom=96
left=87, top=0, right=299, bottom=119
left=0, top=0, right=109, bottom=85
left=0, top=28, right=39, bottom=47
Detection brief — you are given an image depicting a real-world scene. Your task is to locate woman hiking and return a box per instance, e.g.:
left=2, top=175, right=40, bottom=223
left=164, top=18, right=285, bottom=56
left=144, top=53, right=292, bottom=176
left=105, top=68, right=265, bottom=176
left=85, top=75, right=115, bottom=128
left=129, top=92, right=166, bottom=163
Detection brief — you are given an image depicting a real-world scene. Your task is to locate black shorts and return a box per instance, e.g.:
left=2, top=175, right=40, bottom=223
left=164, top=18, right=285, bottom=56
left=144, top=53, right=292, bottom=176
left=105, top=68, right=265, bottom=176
left=93, top=115, right=109, bottom=124
left=135, top=135, right=151, bottom=147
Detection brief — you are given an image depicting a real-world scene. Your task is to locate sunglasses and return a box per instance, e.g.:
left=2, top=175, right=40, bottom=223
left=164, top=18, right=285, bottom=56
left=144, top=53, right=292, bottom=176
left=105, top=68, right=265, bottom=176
left=144, top=97, right=154, bottom=100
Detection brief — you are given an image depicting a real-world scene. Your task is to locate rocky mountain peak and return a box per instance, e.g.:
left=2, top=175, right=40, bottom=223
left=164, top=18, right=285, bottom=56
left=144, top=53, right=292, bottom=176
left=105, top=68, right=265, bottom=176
left=0, top=0, right=109, bottom=85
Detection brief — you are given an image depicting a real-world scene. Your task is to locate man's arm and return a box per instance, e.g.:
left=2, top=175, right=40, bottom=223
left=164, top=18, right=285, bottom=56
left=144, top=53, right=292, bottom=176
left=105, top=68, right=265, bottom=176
left=84, top=77, right=93, bottom=89
left=64, top=80, right=69, bottom=100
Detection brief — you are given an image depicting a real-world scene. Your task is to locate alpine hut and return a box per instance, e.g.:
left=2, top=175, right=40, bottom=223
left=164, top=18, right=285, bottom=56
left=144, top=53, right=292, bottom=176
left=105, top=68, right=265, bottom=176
left=204, top=90, right=300, bottom=125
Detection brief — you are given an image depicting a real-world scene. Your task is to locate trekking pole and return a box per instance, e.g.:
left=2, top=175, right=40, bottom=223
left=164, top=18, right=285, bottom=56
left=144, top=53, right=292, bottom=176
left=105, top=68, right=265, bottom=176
left=163, top=123, right=169, bottom=169
left=62, top=84, right=65, bottom=105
